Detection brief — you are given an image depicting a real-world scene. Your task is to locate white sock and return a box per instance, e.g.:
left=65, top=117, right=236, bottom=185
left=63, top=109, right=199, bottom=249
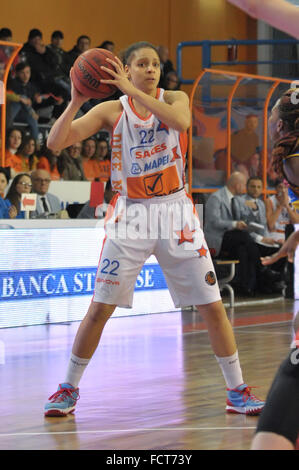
left=215, top=351, right=244, bottom=390
left=64, top=353, right=90, bottom=388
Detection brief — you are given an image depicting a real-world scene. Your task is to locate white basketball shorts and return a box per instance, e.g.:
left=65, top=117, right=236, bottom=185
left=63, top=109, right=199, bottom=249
left=93, top=189, right=221, bottom=308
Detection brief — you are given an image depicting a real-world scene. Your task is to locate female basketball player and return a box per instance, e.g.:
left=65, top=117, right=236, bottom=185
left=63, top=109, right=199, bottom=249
left=250, top=90, right=299, bottom=450
left=44, top=42, right=264, bottom=417
left=227, top=0, right=299, bottom=39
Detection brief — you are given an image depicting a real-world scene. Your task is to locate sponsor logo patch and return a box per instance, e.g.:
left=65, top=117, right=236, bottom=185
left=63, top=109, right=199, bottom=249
left=205, top=271, right=216, bottom=286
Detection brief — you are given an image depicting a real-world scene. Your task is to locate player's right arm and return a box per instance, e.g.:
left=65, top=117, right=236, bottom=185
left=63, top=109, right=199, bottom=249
left=47, top=72, right=119, bottom=151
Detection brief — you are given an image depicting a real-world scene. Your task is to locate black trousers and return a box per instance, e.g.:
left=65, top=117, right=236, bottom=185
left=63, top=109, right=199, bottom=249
left=219, top=229, right=263, bottom=291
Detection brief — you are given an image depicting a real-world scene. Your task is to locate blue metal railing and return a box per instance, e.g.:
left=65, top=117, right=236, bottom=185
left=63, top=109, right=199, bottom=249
left=177, top=39, right=299, bottom=85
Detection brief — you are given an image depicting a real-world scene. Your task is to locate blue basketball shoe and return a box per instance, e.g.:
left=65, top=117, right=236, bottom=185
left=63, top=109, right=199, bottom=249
left=44, top=383, right=80, bottom=417
left=226, top=383, right=265, bottom=415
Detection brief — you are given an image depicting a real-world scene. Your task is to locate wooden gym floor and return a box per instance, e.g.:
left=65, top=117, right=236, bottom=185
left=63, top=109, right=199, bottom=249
left=0, top=295, right=297, bottom=450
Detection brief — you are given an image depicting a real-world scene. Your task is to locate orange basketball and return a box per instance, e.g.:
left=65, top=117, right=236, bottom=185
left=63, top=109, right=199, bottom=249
left=72, top=48, right=117, bottom=99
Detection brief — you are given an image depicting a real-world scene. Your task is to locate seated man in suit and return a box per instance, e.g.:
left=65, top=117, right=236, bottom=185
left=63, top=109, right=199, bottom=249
left=232, top=177, right=285, bottom=291
left=30, top=169, right=62, bottom=217
left=204, top=172, right=279, bottom=296
left=233, top=177, right=279, bottom=248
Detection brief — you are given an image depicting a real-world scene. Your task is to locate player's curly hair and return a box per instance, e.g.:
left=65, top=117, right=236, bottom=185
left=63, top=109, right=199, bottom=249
left=272, top=88, right=299, bottom=194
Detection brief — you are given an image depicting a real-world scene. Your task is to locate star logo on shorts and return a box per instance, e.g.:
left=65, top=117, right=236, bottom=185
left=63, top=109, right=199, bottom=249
left=175, top=223, right=195, bottom=245
left=197, top=245, right=208, bottom=258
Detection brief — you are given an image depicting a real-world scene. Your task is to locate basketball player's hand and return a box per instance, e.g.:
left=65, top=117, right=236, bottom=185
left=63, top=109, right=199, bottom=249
left=100, top=56, right=135, bottom=96
left=261, top=230, right=299, bottom=265
left=236, top=220, right=247, bottom=230
left=69, top=68, right=90, bottom=106
left=226, top=0, right=257, bottom=18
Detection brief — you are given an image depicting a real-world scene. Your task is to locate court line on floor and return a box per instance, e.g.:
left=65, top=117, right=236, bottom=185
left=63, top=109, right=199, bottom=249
left=184, top=318, right=294, bottom=335
left=224, top=296, right=284, bottom=308
left=236, top=328, right=292, bottom=335
left=0, top=426, right=256, bottom=437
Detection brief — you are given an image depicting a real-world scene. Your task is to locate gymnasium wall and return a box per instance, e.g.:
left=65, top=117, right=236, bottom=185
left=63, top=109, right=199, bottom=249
left=1, top=0, right=256, bottom=93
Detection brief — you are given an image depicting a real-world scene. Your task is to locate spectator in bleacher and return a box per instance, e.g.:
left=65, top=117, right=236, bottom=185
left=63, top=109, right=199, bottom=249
left=0, top=168, right=9, bottom=198
left=92, top=138, right=111, bottom=182
left=5, top=172, right=32, bottom=218
left=266, top=180, right=299, bottom=299
left=20, top=29, right=66, bottom=119
left=97, top=40, right=115, bottom=52
left=266, top=180, right=299, bottom=243
left=5, top=127, right=23, bottom=173
left=37, top=144, right=61, bottom=180
left=0, top=168, right=17, bottom=219
left=248, top=152, right=261, bottom=178
left=47, top=30, right=71, bottom=99
left=18, top=136, right=39, bottom=172
left=163, top=70, right=181, bottom=91
left=157, top=45, right=175, bottom=88
left=77, top=179, right=116, bottom=219
left=58, top=142, right=86, bottom=181
left=6, top=62, right=40, bottom=140
left=67, top=35, right=91, bottom=68
left=20, top=29, right=54, bottom=83
left=30, top=169, right=61, bottom=217
left=0, top=28, right=19, bottom=78
left=204, top=172, right=281, bottom=296
left=82, top=137, right=98, bottom=181
left=231, top=114, right=261, bottom=176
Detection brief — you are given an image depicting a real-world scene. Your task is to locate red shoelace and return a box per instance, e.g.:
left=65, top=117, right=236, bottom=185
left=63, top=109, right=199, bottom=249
left=48, top=387, right=80, bottom=403
left=239, top=386, right=261, bottom=403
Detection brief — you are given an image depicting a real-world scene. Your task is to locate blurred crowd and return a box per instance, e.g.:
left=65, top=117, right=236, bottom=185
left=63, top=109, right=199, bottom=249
left=0, top=27, right=180, bottom=222
left=0, top=27, right=180, bottom=140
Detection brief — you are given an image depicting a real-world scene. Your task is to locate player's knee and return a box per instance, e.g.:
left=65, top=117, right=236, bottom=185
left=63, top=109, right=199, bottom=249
left=88, top=302, right=116, bottom=323
left=196, top=301, right=227, bottom=326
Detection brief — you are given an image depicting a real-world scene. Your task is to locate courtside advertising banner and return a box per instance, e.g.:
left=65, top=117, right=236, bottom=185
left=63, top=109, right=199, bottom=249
left=0, top=227, right=178, bottom=328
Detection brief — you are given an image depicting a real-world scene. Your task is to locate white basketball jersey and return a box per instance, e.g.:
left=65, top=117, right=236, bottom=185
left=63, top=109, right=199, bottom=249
left=110, top=89, right=187, bottom=199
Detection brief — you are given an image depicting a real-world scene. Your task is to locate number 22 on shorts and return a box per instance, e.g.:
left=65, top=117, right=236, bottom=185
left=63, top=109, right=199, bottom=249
left=100, top=259, right=120, bottom=276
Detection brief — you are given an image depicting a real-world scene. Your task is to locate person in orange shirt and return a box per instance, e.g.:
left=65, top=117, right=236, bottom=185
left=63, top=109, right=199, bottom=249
left=92, top=137, right=111, bottom=182
left=37, top=144, right=61, bottom=180
left=5, top=128, right=23, bottom=173
left=18, top=136, right=39, bottom=172
left=82, top=137, right=97, bottom=181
